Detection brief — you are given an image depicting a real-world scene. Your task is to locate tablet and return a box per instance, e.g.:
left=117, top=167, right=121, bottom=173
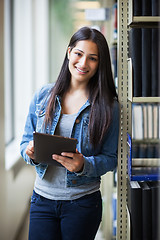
left=33, top=132, right=77, bottom=166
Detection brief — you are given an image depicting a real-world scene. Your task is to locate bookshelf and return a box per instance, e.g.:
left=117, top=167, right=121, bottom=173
left=128, top=0, right=160, bottom=26
left=117, top=0, right=160, bottom=239
left=128, top=58, right=160, bottom=103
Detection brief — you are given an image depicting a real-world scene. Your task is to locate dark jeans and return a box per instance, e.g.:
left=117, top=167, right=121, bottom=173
left=29, top=190, right=102, bottom=240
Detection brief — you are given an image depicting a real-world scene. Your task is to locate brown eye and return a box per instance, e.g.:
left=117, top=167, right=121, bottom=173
left=75, top=52, right=82, bottom=57
left=90, top=57, right=97, bottom=61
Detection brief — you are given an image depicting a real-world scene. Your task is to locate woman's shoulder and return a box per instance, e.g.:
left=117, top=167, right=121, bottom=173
left=38, top=83, right=54, bottom=95
left=35, top=83, right=54, bottom=101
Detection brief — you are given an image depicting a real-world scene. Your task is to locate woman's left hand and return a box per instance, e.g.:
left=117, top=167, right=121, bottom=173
left=52, top=149, right=84, bottom=173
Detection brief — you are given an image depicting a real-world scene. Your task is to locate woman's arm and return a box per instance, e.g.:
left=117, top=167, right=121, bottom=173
left=52, top=101, right=119, bottom=177
left=20, top=92, right=38, bottom=165
left=76, top=101, right=119, bottom=177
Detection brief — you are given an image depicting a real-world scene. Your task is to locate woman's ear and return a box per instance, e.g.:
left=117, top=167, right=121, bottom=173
left=67, top=47, right=71, bottom=60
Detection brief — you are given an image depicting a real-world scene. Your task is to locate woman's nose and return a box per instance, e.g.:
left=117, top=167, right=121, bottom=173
left=79, top=56, right=87, bottom=67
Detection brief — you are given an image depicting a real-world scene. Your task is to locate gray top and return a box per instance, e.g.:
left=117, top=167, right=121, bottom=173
left=34, top=113, right=100, bottom=200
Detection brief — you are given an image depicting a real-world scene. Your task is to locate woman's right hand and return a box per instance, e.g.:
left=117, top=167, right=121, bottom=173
left=26, top=140, right=35, bottom=159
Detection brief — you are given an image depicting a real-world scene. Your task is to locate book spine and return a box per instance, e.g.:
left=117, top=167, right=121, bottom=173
left=127, top=180, right=142, bottom=240
left=129, top=28, right=142, bottom=97
left=142, top=0, right=152, bottom=16
left=152, top=0, right=160, bottom=16
left=139, top=182, right=152, bottom=240
left=142, top=28, right=152, bottom=97
left=133, top=0, right=142, bottom=16
left=151, top=28, right=159, bottom=97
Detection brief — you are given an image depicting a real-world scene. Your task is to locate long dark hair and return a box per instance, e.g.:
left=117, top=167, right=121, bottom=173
left=45, top=26, right=118, bottom=147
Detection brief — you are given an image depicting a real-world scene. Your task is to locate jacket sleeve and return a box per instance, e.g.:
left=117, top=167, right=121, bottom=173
left=76, top=101, right=119, bottom=177
left=20, top=91, right=38, bottom=165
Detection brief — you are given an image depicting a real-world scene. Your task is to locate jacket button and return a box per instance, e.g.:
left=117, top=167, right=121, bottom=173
left=72, top=180, right=77, bottom=184
left=75, top=119, right=80, bottom=124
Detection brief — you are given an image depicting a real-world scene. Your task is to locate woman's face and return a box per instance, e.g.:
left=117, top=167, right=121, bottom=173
left=68, top=40, right=99, bottom=85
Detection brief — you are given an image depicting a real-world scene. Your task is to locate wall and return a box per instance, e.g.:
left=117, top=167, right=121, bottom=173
left=0, top=0, right=49, bottom=239
left=0, top=161, right=35, bottom=240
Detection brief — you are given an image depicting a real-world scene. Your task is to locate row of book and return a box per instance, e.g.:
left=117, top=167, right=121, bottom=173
left=129, top=28, right=160, bottom=97
left=127, top=134, right=160, bottom=181
left=133, top=0, right=160, bottom=16
left=132, top=103, right=160, bottom=139
left=132, top=142, right=160, bottom=159
left=127, top=179, right=160, bottom=240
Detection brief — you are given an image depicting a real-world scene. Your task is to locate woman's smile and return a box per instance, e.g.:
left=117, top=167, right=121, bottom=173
left=75, top=66, right=89, bottom=74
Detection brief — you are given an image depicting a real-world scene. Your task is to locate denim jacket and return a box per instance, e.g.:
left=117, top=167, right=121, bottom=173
left=20, top=84, right=119, bottom=187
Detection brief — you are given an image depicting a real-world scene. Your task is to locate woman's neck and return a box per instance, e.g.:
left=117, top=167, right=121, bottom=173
left=61, top=86, right=88, bottom=115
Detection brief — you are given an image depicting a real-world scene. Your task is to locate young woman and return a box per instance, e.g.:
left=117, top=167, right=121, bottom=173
left=20, top=26, right=119, bottom=240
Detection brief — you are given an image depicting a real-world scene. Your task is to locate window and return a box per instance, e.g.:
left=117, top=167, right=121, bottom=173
left=4, top=0, right=14, bottom=145
left=4, top=0, right=49, bottom=169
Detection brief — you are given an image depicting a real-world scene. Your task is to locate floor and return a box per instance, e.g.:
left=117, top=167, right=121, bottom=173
left=15, top=210, right=105, bottom=240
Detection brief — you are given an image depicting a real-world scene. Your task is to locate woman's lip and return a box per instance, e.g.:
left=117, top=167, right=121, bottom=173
left=76, top=67, right=88, bottom=73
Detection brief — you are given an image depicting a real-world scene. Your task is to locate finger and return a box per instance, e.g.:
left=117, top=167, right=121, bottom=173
left=52, top=154, right=73, bottom=164
left=52, top=154, right=74, bottom=168
left=26, top=148, right=35, bottom=159
left=52, top=154, right=66, bottom=162
left=29, top=141, right=34, bottom=151
left=61, top=152, right=74, bottom=158
left=29, top=140, right=34, bottom=146
left=76, top=149, right=80, bottom=153
left=28, top=146, right=34, bottom=153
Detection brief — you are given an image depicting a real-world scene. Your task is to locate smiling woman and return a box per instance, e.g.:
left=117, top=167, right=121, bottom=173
left=20, top=26, right=119, bottom=240
left=67, top=40, right=99, bottom=85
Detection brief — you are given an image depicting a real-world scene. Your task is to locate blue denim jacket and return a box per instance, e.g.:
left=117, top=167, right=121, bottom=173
left=20, top=84, right=119, bottom=187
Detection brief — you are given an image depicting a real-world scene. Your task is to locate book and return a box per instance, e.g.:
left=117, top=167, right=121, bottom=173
left=152, top=0, right=160, bottom=16
left=159, top=105, right=160, bottom=139
left=132, top=104, right=143, bottom=139
left=155, top=143, right=160, bottom=158
left=147, top=104, right=153, bottom=139
left=142, top=0, right=151, bottom=16
left=151, top=28, right=159, bottom=97
left=138, top=143, right=148, bottom=158
left=142, top=28, right=152, bottom=97
left=147, top=181, right=160, bottom=240
left=139, top=181, right=152, bottom=240
left=127, top=179, right=142, bottom=240
left=153, top=105, right=158, bottom=138
left=129, top=28, right=142, bottom=97
left=142, top=104, right=148, bottom=139
left=132, top=143, right=139, bottom=158
left=133, top=0, right=142, bottom=16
